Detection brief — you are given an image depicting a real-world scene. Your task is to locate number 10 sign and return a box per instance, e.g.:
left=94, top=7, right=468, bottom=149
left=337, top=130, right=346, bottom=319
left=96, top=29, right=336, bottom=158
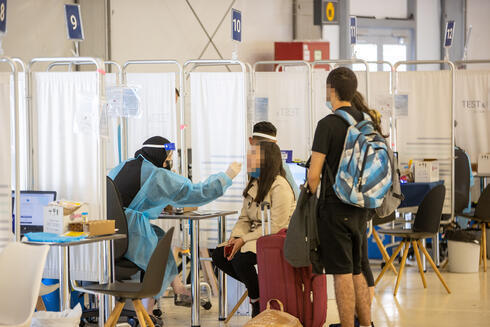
left=64, top=4, right=84, bottom=40
left=232, top=8, right=241, bottom=42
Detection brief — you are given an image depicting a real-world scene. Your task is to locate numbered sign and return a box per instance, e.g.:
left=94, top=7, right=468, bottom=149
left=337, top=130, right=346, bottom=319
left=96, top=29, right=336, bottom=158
left=64, top=4, right=84, bottom=40
left=350, top=16, right=357, bottom=45
left=321, top=0, right=338, bottom=25
left=232, top=8, right=241, bottom=42
left=444, top=20, right=455, bottom=48
left=0, top=0, right=7, bottom=34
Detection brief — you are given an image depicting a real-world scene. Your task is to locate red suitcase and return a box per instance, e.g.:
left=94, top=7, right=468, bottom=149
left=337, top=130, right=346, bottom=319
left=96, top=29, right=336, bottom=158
left=256, top=229, right=327, bottom=327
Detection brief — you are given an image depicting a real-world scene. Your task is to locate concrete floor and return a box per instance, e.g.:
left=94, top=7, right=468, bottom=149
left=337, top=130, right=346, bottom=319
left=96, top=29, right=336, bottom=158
left=157, top=260, right=490, bottom=327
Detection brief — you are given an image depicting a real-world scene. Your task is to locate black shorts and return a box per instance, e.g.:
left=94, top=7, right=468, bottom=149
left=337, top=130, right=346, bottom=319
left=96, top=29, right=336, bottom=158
left=317, top=201, right=367, bottom=275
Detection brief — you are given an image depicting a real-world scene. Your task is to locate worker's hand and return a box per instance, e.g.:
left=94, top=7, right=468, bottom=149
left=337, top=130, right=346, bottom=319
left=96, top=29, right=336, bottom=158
left=226, top=162, right=242, bottom=179
left=227, top=237, right=245, bottom=261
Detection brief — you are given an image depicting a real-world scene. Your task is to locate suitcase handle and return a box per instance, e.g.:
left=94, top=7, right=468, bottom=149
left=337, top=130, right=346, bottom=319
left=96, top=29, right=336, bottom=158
left=260, top=201, right=271, bottom=236
left=266, top=299, right=284, bottom=312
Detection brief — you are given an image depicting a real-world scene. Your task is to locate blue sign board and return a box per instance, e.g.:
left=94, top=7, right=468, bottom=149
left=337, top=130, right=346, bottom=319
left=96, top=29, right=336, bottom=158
left=0, top=0, right=7, bottom=34
left=281, top=150, right=293, bottom=164
left=64, top=4, right=84, bottom=40
left=350, top=16, right=357, bottom=45
left=232, top=9, right=241, bottom=42
left=444, top=20, right=455, bottom=48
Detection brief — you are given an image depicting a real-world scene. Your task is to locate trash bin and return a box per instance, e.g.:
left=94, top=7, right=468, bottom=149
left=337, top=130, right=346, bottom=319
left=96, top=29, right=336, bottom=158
left=31, top=303, right=82, bottom=326
left=446, top=230, right=480, bottom=273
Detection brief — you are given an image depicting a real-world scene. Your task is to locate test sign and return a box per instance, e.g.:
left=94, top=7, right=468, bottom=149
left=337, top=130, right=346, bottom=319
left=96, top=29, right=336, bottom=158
left=444, top=20, right=455, bottom=48
left=232, top=9, right=241, bottom=42
left=64, top=4, right=84, bottom=40
left=0, top=0, right=7, bottom=34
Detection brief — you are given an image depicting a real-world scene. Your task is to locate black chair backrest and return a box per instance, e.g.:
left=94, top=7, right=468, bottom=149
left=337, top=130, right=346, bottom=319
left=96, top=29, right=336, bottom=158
left=107, top=176, right=129, bottom=260
left=454, top=147, right=471, bottom=214
left=413, top=184, right=446, bottom=234
left=141, top=227, right=174, bottom=296
left=475, top=185, right=490, bottom=218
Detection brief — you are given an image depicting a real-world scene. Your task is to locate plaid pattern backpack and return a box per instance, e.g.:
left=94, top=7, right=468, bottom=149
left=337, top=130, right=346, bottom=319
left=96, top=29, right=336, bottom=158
left=325, top=110, right=392, bottom=209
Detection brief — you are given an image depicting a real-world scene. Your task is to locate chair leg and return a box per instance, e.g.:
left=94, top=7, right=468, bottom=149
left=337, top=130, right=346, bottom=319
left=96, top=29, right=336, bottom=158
left=412, top=240, right=427, bottom=288
left=35, top=296, right=46, bottom=311
left=417, top=240, right=451, bottom=294
left=375, top=241, right=405, bottom=286
left=373, top=229, right=398, bottom=275
left=133, top=300, right=148, bottom=327
left=134, top=299, right=155, bottom=327
left=394, top=242, right=410, bottom=296
left=224, top=290, right=249, bottom=324
left=482, top=223, right=487, bottom=272
left=104, top=300, right=125, bottom=327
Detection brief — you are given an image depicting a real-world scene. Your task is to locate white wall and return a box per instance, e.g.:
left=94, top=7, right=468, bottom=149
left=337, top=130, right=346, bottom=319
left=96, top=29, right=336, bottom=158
left=1, top=0, right=75, bottom=64
left=350, top=0, right=407, bottom=19
left=416, top=0, right=441, bottom=70
left=110, top=0, right=293, bottom=70
left=466, top=0, right=490, bottom=69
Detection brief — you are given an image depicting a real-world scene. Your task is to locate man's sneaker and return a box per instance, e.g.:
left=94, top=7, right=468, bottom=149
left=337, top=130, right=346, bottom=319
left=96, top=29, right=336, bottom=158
left=174, top=293, right=212, bottom=310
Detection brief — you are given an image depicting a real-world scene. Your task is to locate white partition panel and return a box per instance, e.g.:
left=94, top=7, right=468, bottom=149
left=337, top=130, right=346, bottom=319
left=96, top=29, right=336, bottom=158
left=255, top=71, right=310, bottom=161
left=396, top=71, right=453, bottom=213
left=0, top=73, right=12, bottom=252
left=190, top=72, right=247, bottom=248
left=32, top=72, right=102, bottom=280
left=455, top=70, right=490, bottom=162
left=312, top=70, right=331, bottom=127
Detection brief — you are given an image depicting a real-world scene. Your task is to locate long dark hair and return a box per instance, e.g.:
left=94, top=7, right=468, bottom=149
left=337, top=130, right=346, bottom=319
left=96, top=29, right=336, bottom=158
left=243, top=142, right=286, bottom=203
left=351, top=91, right=389, bottom=138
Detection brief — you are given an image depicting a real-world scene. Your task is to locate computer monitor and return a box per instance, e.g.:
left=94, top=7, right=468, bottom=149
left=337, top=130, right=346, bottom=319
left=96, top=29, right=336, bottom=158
left=287, top=163, right=307, bottom=188
left=12, top=191, right=57, bottom=235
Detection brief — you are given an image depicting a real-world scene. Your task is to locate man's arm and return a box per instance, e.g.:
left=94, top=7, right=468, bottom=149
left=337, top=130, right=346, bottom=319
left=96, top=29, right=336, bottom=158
left=307, top=151, right=326, bottom=193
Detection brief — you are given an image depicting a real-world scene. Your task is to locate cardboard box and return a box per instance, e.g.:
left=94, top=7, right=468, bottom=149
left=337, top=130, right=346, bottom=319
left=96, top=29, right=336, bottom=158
left=43, top=202, right=89, bottom=234
left=414, top=160, right=440, bottom=183
left=477, top=153, right=490, bottom=174
left=82, top=220, right=115, bottom=236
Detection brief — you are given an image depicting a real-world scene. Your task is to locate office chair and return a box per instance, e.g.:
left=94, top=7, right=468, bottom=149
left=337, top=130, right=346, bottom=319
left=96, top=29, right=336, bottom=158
left=83, top=227, right=174, bottom=327
left=0, top=243, right=49, bottom=327
left=375, top=185, right=451, bottom=296
left=460, top=185, right=490, bottom=272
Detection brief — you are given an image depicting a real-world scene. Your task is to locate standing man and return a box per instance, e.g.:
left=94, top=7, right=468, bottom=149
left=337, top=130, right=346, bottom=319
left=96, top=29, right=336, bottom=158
left=307, top=67, right=372, bottom=327
left=249, top=121, right=300, bottom=199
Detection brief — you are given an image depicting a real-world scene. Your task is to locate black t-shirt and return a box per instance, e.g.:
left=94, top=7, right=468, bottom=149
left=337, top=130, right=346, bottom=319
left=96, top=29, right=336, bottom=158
left=312, top=106, right=364, bottom=201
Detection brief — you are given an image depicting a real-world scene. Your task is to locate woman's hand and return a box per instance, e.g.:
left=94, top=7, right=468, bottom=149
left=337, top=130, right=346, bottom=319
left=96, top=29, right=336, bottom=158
left=227, top=237, right=245, bottom=261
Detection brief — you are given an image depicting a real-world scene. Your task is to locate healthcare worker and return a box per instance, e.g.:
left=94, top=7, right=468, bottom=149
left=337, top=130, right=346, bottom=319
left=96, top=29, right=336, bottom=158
left=109, top=136, right=242, bottom=322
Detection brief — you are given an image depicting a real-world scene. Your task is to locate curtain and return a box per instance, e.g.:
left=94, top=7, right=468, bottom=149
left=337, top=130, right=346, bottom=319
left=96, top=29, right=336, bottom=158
left=32, top=72, right=104, bottom=281
left=0, top=73, right=12, bottom=253
left=190, top=72, right=247, bottom=248
left=396, top=71, right=453, bottom=213
left=255, top=71, right=311, bottom=161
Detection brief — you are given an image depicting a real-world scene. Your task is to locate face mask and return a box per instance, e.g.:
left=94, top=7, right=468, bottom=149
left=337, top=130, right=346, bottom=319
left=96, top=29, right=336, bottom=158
left=250, top=168, right=261, bottom=179
left=326, top=101, right=333, bottom=110
left=163, top=160, right=173, bottom=171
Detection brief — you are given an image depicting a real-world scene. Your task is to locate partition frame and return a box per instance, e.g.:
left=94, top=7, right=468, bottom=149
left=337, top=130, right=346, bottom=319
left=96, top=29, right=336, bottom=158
left=121, top=60, right=184, bottom=175
left=183, top=59, right=248, bottom=326
left=0, top=57, right=20, bottom=243
left=252, top=60, right=313, bottom=159
left=26, top=57, right=110, bottom=323
left=393, top=60, right=456, bottom=223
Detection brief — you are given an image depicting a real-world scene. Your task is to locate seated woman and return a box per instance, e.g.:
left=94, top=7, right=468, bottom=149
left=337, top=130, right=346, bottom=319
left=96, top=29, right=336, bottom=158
left=212, top=142, right=296, bottom=317
left=109, top=136, right=241, bottom=324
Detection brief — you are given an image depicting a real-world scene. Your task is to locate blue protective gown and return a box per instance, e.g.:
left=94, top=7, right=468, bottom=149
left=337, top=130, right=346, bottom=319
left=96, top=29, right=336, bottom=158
left=109, top=155, right=232, bottom=298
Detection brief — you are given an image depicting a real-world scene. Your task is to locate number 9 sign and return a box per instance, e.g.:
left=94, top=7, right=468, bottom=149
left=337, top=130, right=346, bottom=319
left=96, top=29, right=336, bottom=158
left=64, top=4, right=84, bottom=40
left=0, top=0, right=7, bottom=34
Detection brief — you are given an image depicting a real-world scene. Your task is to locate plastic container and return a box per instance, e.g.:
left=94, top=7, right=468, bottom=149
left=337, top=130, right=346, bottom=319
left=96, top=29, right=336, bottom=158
left=448, top=240, right=480, bottom=273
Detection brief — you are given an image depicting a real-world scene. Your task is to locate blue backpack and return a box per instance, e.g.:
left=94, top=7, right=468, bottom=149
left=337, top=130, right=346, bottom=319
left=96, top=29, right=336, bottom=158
left=325, top=110, right=392, bottom=209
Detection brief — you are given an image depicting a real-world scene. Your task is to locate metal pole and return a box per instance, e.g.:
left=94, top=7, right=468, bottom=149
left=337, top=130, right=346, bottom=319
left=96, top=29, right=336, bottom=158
left=1, top=57, right=20, bottom=241
left=58, top=246, right=70, bottom=311
left=190, top=219, right=200, bottom=327
left=218, top=215, right=227, bottom=321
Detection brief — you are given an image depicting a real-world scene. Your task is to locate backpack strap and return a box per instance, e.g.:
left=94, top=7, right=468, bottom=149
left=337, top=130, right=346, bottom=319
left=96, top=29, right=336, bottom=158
left=333, top=109, right=358, bottom=126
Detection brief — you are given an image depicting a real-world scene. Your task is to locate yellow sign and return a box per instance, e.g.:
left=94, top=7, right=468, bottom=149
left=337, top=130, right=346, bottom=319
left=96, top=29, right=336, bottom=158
left=326, top=2, right=335, bottom=21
